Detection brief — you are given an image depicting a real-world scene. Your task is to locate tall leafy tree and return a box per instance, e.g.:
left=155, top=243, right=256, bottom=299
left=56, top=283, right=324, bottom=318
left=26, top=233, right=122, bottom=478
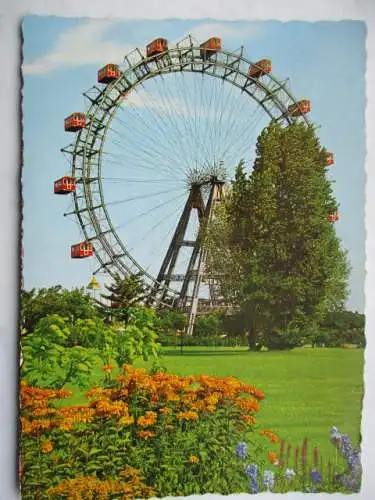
left=205, top=121, right=349, bottom=349
left=101, top=272, right=146, bottom=323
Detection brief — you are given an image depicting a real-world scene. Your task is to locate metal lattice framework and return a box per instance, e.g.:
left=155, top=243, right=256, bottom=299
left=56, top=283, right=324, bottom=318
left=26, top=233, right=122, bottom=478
left=62, top=35, right=310, bottom=311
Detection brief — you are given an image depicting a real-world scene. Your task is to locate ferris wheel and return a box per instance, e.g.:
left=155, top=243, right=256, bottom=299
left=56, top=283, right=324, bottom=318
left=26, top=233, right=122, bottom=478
left=55, top=34, right=336, bottom=332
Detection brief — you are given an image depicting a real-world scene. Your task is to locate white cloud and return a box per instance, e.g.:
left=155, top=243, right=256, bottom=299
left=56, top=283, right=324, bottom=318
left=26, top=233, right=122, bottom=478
left=23, top=19, right=261, bottom=77
left=23, top=19, right=134, bottom=75
left=124, top=88, right=192, bottom=117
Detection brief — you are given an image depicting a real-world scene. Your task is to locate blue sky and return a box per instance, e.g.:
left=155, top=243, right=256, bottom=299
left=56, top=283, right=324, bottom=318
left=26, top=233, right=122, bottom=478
left=22, top=16, right=366, bottom=313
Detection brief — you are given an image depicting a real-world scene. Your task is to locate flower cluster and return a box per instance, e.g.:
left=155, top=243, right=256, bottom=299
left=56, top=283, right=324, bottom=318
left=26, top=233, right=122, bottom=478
left=236, top=442, right=248, bottom=459
left=330, top=426, right=362, bottom=492
left=245, top=464, right=259, bottom=494
left=82, top=365, right=265, bottom=438
left=21, top=368, right=267, bottom=498
left=235, top=427, right=362, bottom=494
left=21, top=367, right=265, bottom=448
left=47, top=467, right=155, bottom=499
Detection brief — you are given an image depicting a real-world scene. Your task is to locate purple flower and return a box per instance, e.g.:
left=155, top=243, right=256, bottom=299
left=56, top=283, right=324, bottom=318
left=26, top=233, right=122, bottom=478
left=245, top=463, right=258, bottom=479
left=311, top=469, right=322, bottom=484
left=245, top=464, right=258, bottom=494
left=284, top=468, right=296, bottom=481
left=340, top=434, right=354, bottom=458
left=340, top=473, right=361, bottom=492
left=263, top=470, right=275, bottom=491
left=330, top=426, right=342, bottom=443
left=236, top=441, right=248, bottom=459
left=249, top=477, right=258, bottom=494
left=348, top=450, right=362, bottom=475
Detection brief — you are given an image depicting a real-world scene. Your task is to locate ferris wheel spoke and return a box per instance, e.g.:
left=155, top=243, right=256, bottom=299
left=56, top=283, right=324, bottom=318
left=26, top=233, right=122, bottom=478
left=116, top=104, right=187, bottom=178
left=147, top=77, right=195, bottom=164
left=114, top=191, right=187, bottom=230
left=214, top=84, right=247, bottom=158
left=105, top=186, right=185, bottom=207
left=128, top=198, right=186, bottom=250
left=218, top=102, right=263, bottom=163
left=221, top=105, right=265, bottom=163
left=182, top=72, right=217, bottom=168
left=146, top=75, right=207, bottom=173
left=214, top=90, right=255, bottom=159
left=112, top=108, right=186, bottom=174
left=128, top=83, right=193, bottom=172
left=101, top=154, right=183, bottom=184
left=106, top=126, right=183, bottom=178
left=104, top=139, right=183, bottom=180
left=204, top=72, right=223, bottom=164
left=102, top=150, right=178, bottom=175
left=165, top=73, right=203, bottom=166
left=102, top=176, right=183, bottom=184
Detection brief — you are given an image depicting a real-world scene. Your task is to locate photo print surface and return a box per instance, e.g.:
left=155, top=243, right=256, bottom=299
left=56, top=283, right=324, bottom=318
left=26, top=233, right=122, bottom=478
left=20, top=16, right=365, bottom=497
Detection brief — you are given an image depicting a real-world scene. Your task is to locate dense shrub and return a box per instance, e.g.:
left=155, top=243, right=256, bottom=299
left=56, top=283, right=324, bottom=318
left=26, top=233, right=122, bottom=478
left=20, top=366, right=267, bottom=498
left=21, top=312, right=160, bottom=389
left=317, top=311, right=365, bottom=347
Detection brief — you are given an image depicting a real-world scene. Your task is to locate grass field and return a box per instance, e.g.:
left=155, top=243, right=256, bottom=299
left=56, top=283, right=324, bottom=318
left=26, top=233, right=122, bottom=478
left=63, top=346, right=364, bottom=461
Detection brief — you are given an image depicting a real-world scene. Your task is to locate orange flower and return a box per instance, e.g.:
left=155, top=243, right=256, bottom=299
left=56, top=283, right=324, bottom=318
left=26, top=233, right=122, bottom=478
left=136, top=430, right=155, bottom=440
left=119, top=415, right=134, bottom=426
left=268, top=451, right=279, bottom=465
left=58, top=419, right=73, bottom=432
left=138, top=411, right=157, bottom=427
left=189, top=455, right=200, bottom=464
left=159, top=407, right=172, bottom=416
left=260, top=429, right=279, bottom=443
left=241, top=415, right=256, bottom=426
left=176, top=411, right=199, bottom=422
left=236, top=397, right=260, bottom=413
left=40, top=439, right=53, bottom=454
left=103, top=364, right=114, bottom=374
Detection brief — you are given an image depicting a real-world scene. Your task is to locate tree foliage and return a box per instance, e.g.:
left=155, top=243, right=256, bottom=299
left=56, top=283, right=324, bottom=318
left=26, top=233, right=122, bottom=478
left=316, top=310, right=365, bottom=347
left=205, top=121, right=350, bottom=349
left=21, top=286, right=99, bottom=334
left=21, top=315, right=99, bottom=389
left=101, top=272, right=146, bottom=323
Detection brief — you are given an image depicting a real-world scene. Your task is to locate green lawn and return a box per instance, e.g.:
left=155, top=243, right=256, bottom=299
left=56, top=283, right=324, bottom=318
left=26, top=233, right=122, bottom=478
left=63, top=346, right=364, bottom=461
left=138, top=346, right=364, bottom=459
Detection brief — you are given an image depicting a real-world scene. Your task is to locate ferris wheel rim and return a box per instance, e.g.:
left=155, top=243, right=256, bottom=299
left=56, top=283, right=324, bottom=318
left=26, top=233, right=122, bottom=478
left=64, top=39, right=311, bottom=303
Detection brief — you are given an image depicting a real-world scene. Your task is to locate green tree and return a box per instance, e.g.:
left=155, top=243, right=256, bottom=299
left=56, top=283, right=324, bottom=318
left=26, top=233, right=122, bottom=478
left=112, top=306, right=161, bottom=368
left=318, top=310, right=365, bottom=347
left=206, top=121, right=350, bottom=349
left=21, top=286, right=99, bottom=334
left=21, top=285, right=98, bottom=333
left=101, top=272, right=145, bottom=323
left=193, top=311, right=223, bottom=337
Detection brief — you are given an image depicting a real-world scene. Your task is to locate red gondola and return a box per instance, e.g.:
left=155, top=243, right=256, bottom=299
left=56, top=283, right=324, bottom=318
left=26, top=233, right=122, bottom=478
left=288, top=99, right=311, bottom=117
left=248, top=59, right=272, bottom=78
left=200, top=37, right=222, bottom=60
left=64, top=113, right=86, bottom=132
left=325, top=152, right=334, bottom=166
left=54, top=176, right=76, bottom=195
left=328, top=212, right=339, bottom=223
left=98, top=64, right=121, bottom=84
left=146, top=38, right=168, bottom=58
left=71, top=241, right=94, bottom=259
